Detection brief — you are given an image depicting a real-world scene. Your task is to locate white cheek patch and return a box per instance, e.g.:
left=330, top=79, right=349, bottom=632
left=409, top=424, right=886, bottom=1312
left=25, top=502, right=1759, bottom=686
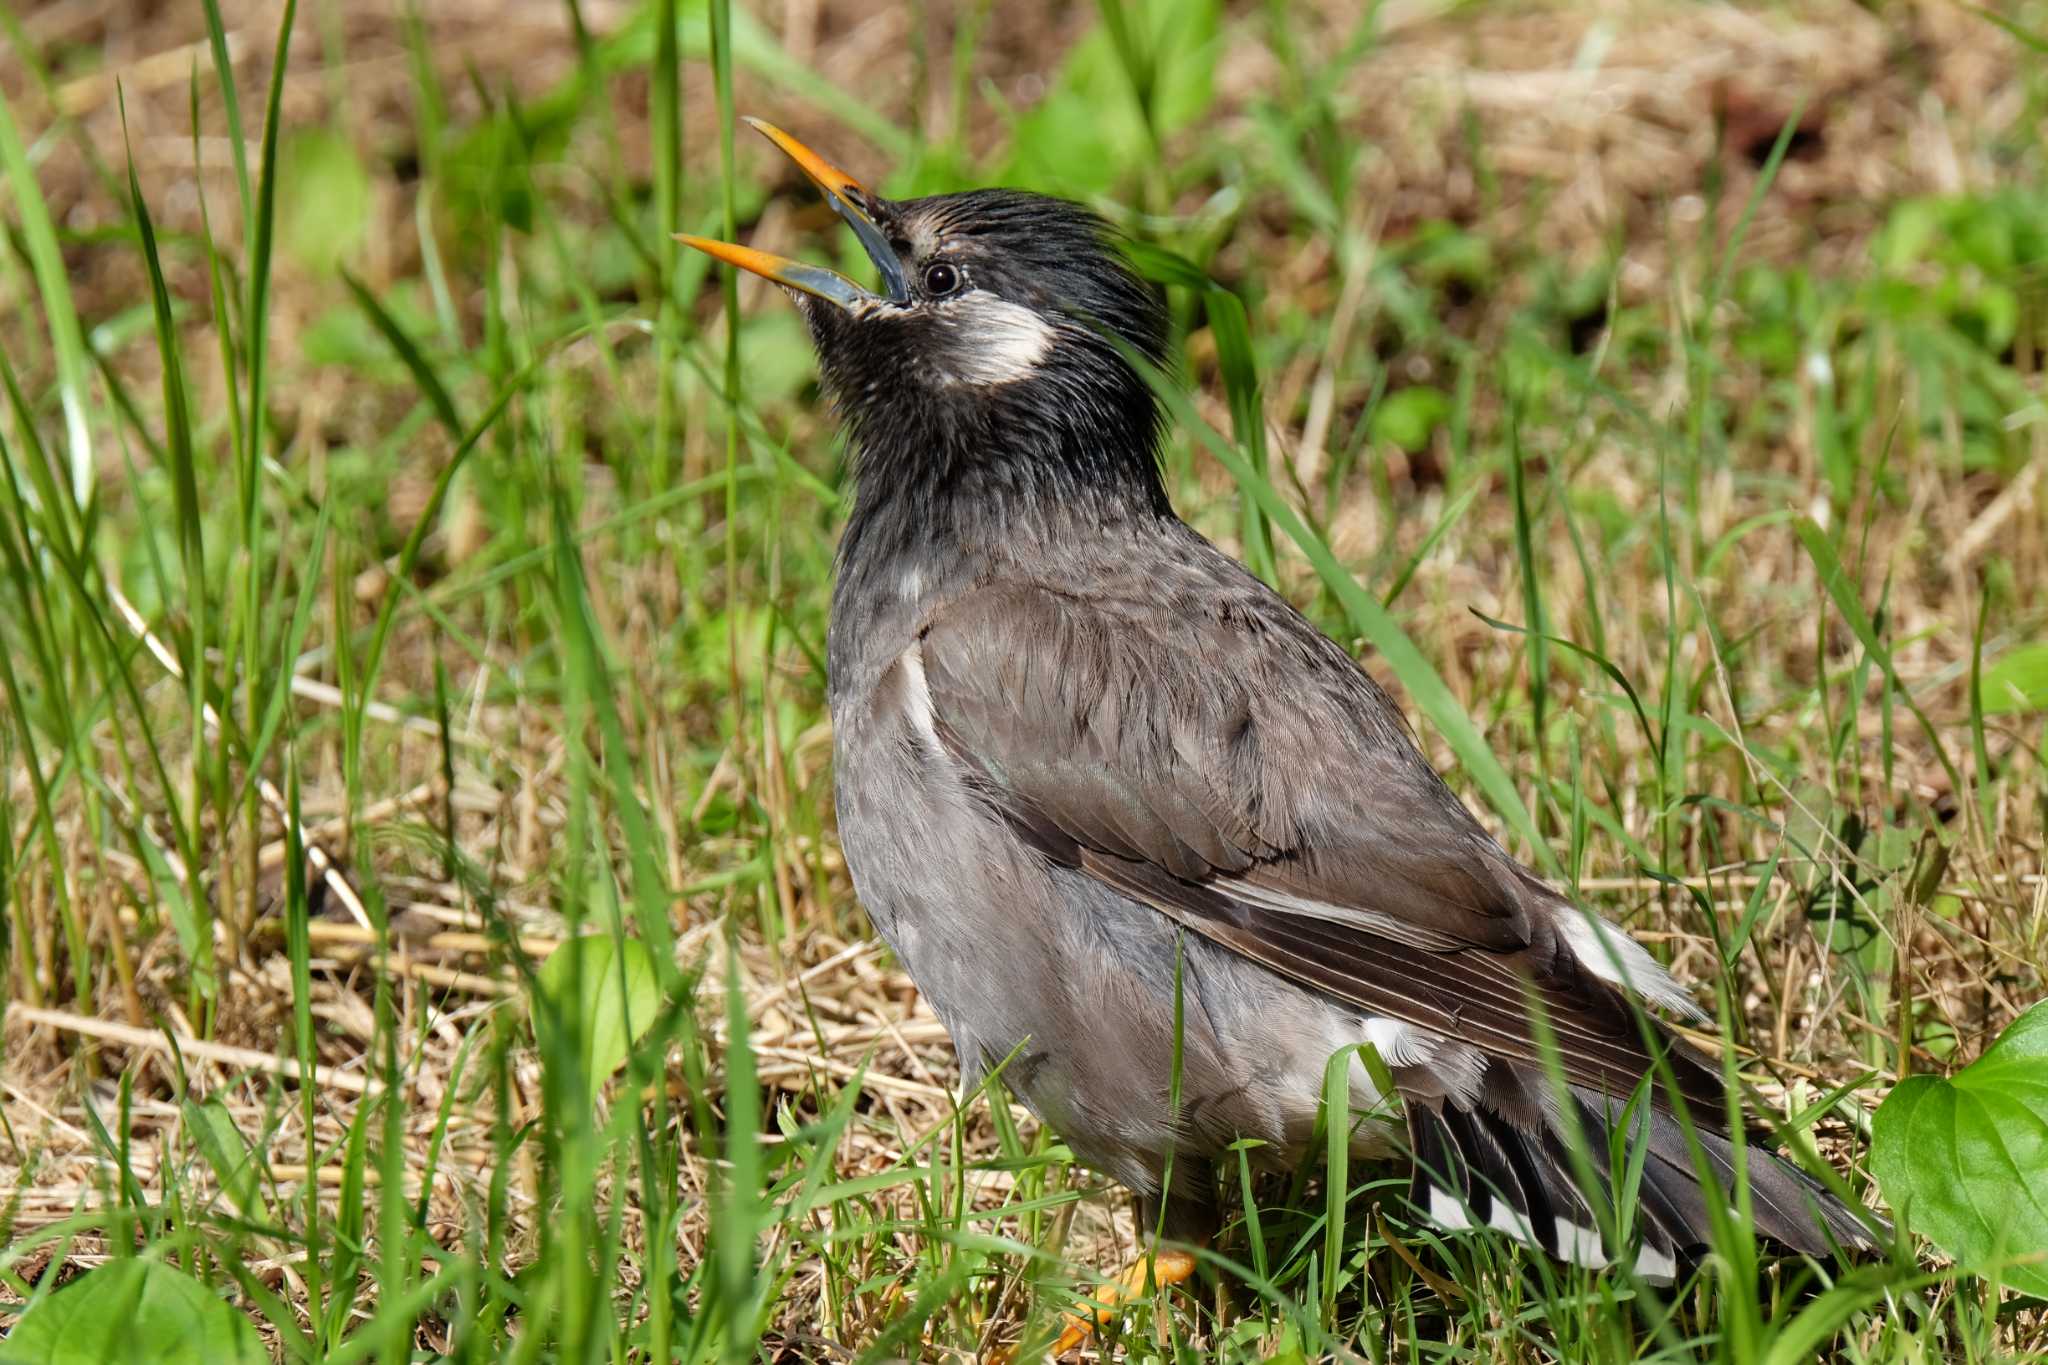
left=937, top=294, right=1056, bottom=386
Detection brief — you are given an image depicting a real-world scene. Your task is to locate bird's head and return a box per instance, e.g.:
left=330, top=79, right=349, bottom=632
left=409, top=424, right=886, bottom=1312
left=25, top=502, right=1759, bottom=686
left=681, top=120, right=1170, bottom=510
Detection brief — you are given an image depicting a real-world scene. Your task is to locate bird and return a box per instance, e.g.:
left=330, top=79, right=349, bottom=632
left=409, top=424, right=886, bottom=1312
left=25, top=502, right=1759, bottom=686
left=680, top=119, right=1883, bottom=1351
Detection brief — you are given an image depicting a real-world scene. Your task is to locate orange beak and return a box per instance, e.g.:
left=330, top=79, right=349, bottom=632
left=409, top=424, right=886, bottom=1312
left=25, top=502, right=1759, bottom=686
left=676, top=118, right=908, bottom=309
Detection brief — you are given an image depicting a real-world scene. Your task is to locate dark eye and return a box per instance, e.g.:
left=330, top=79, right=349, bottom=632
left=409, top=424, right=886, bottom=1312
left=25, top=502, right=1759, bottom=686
left=922, top=261, right=961, bottom=297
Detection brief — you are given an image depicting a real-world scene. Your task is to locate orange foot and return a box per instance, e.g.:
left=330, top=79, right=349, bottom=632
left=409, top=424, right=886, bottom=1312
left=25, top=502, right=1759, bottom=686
left=1047, top=1246, right=1198, bottom=1358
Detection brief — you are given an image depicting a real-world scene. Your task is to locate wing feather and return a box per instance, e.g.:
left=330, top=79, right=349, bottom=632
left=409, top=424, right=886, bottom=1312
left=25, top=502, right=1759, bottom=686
left=915, top=578, right=1727, bottom=1121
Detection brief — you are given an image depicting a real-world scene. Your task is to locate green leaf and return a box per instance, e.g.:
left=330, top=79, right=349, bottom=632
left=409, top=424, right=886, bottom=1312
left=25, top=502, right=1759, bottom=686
left=1966, top=5, right=2048, bottom=54
left=1140, top=0, right=1222, bottom=136
left=1370, top=385, right=1451, bottom=453
left=1978, top=642, right=2048, bottom=714
left=1403, top=221, right=1494, bottom=288
left=138, top=834, right=213, bottom=1001
left=1002, top=0, right=1218, bottom=196
left=276, top=126, right=370, bottom=274
left=532, top=933, right=663, bottom=1108
left=1004, top=79, right=1129, bottom=198
left=0, top=1258, right=265, bottom=1365
left=183, top=1095, right=262, bottom=1219
left=1872, top=1000, right=2048, bottom=1297
left=0, top=90, right=95, bottom=505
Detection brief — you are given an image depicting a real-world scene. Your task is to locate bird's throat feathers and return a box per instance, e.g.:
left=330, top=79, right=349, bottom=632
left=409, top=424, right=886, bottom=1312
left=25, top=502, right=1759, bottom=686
left=827, top=317, right=1173, bottom=594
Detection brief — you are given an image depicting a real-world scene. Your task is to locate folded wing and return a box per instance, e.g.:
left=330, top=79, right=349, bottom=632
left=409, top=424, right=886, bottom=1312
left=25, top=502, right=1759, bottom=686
left=912, top=579, right=1730, bottom=1121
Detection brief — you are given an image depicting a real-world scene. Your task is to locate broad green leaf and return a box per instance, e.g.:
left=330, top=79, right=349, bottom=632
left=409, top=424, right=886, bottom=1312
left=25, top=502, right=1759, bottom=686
left=1141, top=0, right=1223, bottom=136
left=1872, top=999, right=2048, bottom=1297
left=276, top=127, right=370, bottom=274
left=0, top=90, right=94, bottom=504
left=1370, top=385, right=1452, bottom=453
left=138, top=835, right=213, bottom=1000
left=1978, top=642, right=2048, bottom=714
left=0, top=1258, right=265, bottom=1365
left=532, top=933, right=663, bottom=1108
left=183, top=1095, right=262, bottom=1219
left=1004, top=0, right=1220, bottom=197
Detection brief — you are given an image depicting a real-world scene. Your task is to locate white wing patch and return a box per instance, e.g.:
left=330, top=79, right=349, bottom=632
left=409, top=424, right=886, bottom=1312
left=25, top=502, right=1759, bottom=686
left=1224, top=874, right=1704, bottom=1022
left=1556, top=906, right=1706, bottom=1020
left=895, top=645, right=940, bottom=750
left=1631, top=1239, right=1679, bottom=1283
left=1425, top=1185, right=1540, bottom=1243
left=1362, top=1016, right=1433, bottom=1067
left=1426, top=1183, right=1679, bottom=1282
left=1428, top=1185, right=1475, bottom=1232
left=1553, top=1216, right=1611, bottom=1269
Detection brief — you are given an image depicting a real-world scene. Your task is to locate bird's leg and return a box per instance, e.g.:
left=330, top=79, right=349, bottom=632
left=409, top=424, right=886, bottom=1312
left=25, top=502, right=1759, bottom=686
left=1046, top=1243, right=1200, bottom=1358
left=1038, top=1185, right=1210, bottom=1357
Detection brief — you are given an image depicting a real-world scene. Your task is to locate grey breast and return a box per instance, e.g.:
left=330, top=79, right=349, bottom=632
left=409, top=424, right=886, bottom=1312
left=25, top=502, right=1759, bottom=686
left=830, top=623, right=1392, bottom=1205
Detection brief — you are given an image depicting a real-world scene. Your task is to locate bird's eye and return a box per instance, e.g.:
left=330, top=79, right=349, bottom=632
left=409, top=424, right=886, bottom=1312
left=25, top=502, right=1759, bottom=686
left=922, top=261, right=961, bottom=297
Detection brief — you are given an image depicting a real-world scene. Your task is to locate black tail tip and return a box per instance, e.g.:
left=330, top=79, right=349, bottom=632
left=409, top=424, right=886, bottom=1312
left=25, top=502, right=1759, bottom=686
left=1405, top=1098, right=1887, bottom=1284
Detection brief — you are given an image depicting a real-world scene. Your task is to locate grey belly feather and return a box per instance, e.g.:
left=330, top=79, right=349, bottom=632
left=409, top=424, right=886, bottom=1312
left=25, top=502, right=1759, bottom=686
left=834, top=691, right=1396, bottom=1226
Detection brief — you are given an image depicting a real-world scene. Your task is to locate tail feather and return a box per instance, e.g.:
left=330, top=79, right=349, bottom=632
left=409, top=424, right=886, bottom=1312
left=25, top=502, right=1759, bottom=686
left=1409, top=1098, right=1644, bottom=1277
left=1405, top=1068, right=1883, bottom=1283
left=1620, top=1097, right=1886, bottom=1256
left=1436, top=1103, right=1560, bottom=1251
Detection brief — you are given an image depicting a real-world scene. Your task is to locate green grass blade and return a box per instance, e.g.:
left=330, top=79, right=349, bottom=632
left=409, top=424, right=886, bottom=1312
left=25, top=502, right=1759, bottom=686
left=341, top=268, right=466, bottom=437
left=1796, top=517, right=1965, bottom=804
left=0, top=90, right=93, bottom=507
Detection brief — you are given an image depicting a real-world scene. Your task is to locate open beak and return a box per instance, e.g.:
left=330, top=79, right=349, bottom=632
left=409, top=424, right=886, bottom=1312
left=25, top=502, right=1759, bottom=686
left=676, top=118, right=909, bottom=311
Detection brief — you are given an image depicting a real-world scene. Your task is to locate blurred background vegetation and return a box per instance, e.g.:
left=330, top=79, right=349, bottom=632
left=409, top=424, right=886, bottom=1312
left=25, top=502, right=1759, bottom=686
left=0, top=0, right=2044, bottom=1359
